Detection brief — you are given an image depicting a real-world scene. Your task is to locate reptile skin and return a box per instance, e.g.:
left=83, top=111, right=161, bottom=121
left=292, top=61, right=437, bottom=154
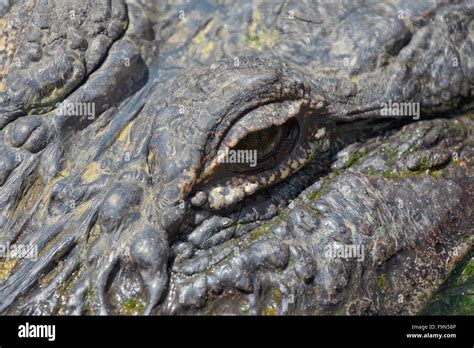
left=0, top=0, right=472, bottom=315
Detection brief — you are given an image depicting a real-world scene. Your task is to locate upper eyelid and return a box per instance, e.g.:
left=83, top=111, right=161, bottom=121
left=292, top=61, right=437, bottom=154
left=198, top=99, right=310, bottom=182
left=221, top=100, right=307, bottom=147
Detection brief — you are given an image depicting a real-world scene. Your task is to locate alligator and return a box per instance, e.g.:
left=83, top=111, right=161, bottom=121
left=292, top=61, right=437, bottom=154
left=0, top=0, right=472, bottom=315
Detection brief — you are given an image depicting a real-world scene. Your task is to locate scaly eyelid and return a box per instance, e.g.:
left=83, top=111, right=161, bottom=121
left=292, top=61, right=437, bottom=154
left=198, top=99, right=310, bottom=183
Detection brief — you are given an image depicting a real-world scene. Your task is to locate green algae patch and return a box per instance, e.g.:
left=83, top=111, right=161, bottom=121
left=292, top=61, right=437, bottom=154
left=428, top=169, right=444, bottom=179
left=367, top=162, right=444, bottom=180
left=459, top=259, right=474, bottom=284
left=385, top=146, right=399, bottom=161
left=345, top=150, right=367, bottom=167
left=416, top=156, right=431, bottom=171
left=274, top=212, right=289, bottom=223
left=246, top=34, right=261, bottom=43
left=377, top=275, right=386, bottom=288
left=121, top=297, right=146, bottom=315
left=365, top=166, right=378, bottom=176
left=249, top=224, right=272, bottom=242
left=382, top=169, right=414, bottom=179
left=308, top=189, right=322, bottom=201
left=422, top=252, right=474, bottom=315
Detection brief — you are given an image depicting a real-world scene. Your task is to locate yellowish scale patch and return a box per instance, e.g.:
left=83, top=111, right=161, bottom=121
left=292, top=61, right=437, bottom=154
left=166, top=27, right=190, bottom=46
left=230, top=177, right=245, bottom=186
left=74, top=200, right=92, bottom=217
left=200, top=41, right=215, bottom=59
left=192, top=19, right=215, bottom=60
left=81, top=161, right=102, bottom=183
left=243, top=182, right=258, bottom=194
left=0, top=259, right=16, bottom=282
left=290, top=160, right=299, bottom=170
left=225, top=187, right=244, bottom=201
left=6, top=44, right=14, bottom=58
left=453, top=158, right=468, bottom=169
left=227, top=137, right=239, bottom=148
left=117, top=121, right=133, bottom=147
left=246, top=7, right=280, bottom=51
left=0, top=36, right=7, bottom=52
left=107, top=192, right=122, bottom=206
left=58, top=166, right=71, bottom=178
left=11, top=176, right=42, bottom=218
left=280, top=166, right=290, bottom=179
left=209, top=187, right=225, bottom=209
left=178, top=168, right=198, bottom=197
left=39, top=261, right=63, bottom=285
left=264, top=306, right=277, bottom=316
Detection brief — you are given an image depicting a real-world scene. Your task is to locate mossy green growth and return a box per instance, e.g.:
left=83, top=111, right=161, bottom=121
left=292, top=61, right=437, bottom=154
left=422, top=252, right=474, bottom=315
left=366, top=166, right=378, bottom=176
left=428, top=169, right=444, bottom=178
left=121, top=297, right=145, bottom=315
left=85, top=288, right=98, bottom=307
left=459, top=259, right=474, bottom=284
left=382, top=169, right=414, bottom=179
left=417, top=156, right=430, bottom=171
left=329, top=168, right=346, bottom=179
left=366, top=165, right=435, bottom=180
left=246, top=34, right=261, bottom=43
left=386, top=146, right=399, bottom=161
left=345, top=150, right=366, bottom=167
left=441, top=97, right=461, bottom=110
left=308, top=189, right=322, bottom=201
left=274, top=212, right=289, bottom=223
left=406, top=141, right=420, bottom=155
left=249, top=224, right=272, bottom=242
left=377, top=274, right=386, bottom=288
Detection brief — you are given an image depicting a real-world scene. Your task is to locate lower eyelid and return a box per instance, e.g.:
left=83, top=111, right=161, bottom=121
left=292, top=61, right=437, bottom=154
left=194, top=133, right=326, bottom=210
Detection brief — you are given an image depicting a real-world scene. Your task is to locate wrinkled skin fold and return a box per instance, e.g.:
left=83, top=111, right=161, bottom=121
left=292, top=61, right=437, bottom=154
left=0, top=0, right=472, bottom=315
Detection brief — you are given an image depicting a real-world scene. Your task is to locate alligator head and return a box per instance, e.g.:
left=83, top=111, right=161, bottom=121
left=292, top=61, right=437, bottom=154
left=0, top=0, right=472, bottom=315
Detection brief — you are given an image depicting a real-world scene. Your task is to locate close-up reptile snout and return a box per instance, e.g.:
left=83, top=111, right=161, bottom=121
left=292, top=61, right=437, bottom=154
left=0, top=0, right=472, bottom=316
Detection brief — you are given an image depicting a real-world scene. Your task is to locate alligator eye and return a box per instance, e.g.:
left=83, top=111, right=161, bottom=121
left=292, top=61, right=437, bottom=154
left=227, top=118, right=299, bottom=174
left=192, top=99, right=329, bottom=210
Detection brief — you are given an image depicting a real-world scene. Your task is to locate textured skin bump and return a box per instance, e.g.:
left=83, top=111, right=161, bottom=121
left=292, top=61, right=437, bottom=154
left=0, top=0, right=128, bottom=121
